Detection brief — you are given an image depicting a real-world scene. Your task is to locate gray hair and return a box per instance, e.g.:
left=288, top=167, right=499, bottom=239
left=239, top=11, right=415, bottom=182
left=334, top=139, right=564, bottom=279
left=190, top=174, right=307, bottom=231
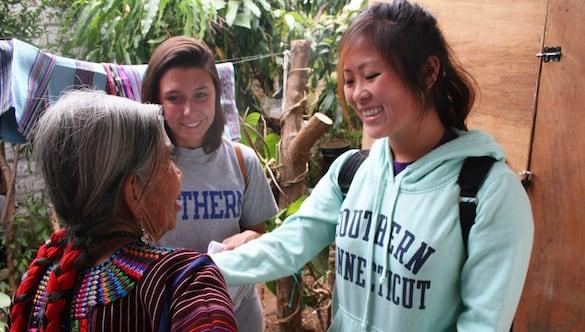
left=34, top=90, right=165, bottom=238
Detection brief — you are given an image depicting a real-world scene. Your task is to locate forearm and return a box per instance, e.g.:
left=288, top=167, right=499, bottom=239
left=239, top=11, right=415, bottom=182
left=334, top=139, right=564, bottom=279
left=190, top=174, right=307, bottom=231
left=222, top=227, right=264, bottom=250
left=213, top=151, right=348, bottom=285
left=213, top=217, right=335, bottom=285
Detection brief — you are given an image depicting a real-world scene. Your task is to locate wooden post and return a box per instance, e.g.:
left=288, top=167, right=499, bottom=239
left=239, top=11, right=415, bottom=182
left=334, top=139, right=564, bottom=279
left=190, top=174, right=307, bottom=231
left=275, top=40, right=331, bottom=331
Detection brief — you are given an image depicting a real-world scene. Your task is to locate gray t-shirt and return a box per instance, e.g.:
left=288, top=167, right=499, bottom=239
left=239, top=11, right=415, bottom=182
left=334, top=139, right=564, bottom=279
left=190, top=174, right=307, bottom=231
left=159, top=137, right=278, bottom=253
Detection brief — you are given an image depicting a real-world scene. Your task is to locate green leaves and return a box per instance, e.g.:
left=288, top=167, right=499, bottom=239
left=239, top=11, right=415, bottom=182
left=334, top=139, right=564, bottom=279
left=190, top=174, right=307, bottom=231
left=241, top=112, right=261, bottom=146
left=286, top=194, right=306, bottom=216
left=0, top=293, right=9, bottom=308
left=223, top=0, right=260, bottom=28
left=225, top=0, right=239, bottom=26
left=243, top=0, right=261, bottom=18
left=56, top=0, right=366, bottom=130
left=265, top=195, right=307, bottom=232
left=0, top=197, right=52, bottom=295
left=233, top=11, right=252, bottom=29
left=241, top=112, right=280, bottom=162
left=264, top=133, right=279, bottom=161
left=0, top=0, right=44, bottom=40
left=0, top=291, right=9, bottom=330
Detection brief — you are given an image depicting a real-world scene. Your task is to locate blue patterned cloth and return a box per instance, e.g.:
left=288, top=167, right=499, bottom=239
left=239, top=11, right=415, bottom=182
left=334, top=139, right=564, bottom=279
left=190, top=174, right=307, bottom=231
left=0, top=39, right=240, bottom=143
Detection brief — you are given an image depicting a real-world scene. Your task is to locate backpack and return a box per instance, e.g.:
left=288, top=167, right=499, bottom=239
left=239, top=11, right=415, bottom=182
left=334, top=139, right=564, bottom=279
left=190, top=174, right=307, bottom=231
left=337, top=151, right=514, bottom=330
left=337, top=150, right=496, bottom=252
left=232, top=142, right=248, bottom=188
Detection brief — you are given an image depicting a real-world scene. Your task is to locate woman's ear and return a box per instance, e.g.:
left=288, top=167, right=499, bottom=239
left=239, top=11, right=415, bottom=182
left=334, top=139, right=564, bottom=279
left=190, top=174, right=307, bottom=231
left=425, top=55, right=441, bottom=90
left=123, top=175, right=142, bottom=219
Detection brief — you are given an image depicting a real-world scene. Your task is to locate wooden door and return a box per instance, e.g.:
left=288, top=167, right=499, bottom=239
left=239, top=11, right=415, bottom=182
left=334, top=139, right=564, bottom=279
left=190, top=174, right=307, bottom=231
left=514, top=1, right=585, bottom=331
left=367, top=0, right=585, bottom=330
left=366, top=0, right=548, bottom=174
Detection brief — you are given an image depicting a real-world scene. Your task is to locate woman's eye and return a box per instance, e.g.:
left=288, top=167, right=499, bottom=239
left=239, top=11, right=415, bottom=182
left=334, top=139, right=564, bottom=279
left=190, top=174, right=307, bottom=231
left=195, top=92, right=208, bottom=100
left=366, top=73, right=380, bottom=80
left=166, top=96, right=181, bottom=104
left=344, top=79, right=354, bottom=86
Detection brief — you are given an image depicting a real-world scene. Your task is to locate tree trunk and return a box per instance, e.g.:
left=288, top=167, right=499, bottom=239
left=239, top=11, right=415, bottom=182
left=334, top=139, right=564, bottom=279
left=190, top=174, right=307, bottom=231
left=275, top=40, right=331, bottom=331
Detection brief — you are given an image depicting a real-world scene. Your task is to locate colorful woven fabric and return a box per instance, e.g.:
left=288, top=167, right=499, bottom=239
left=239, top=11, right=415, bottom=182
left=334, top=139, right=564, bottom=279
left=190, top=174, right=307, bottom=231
left=0, top=38, right=241, bottom=144
left=68, top=242, right=173, bottom=331
left=0, top=39, right=13, bottom=115
left=19, top=241, right=237, bottom=331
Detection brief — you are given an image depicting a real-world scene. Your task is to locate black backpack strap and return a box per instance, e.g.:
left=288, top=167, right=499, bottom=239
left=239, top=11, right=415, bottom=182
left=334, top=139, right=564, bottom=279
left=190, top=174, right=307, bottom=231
left=457, top=156, right=497, bottom=252
left=338, top=149, right=370, bottom=197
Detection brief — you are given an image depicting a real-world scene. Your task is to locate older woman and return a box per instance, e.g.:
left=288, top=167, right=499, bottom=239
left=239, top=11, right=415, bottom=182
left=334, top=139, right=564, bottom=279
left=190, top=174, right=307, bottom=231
left=9, top=91, right=237, bottom=332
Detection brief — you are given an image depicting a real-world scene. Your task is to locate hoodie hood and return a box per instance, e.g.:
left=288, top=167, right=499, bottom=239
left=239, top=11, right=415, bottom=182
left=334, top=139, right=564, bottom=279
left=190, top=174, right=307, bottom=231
left=212, top=129, right=532, bottom=332
left=339, top=129, right=507, bottom=331
left=368, top=129, right=506, bottom=190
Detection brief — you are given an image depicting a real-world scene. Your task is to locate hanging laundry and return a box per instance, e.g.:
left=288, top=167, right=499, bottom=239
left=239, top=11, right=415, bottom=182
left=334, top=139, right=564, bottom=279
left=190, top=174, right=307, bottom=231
left=0, top=39, right=107, bottom=142
left=103, top=63, right=146, bottom=101
left=0, top=38, right=24, bottom=143
left=0, top=38, right=241, bottom=143
left=217, top=62, right=241, bottom=142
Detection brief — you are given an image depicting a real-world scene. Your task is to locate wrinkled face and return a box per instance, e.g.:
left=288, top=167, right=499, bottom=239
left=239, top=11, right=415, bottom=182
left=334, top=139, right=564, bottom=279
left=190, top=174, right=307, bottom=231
left=342, top=39, right=421, bottom=141
left=158, top=67, right=216, bottom=149
left=141, top=137, right=182, bottom=240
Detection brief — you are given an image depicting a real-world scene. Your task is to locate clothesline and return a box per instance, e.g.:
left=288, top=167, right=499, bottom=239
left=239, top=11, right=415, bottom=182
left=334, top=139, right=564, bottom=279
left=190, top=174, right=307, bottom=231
left=0, top=39, right=242, bottom=144
left=216, top=52, right=285, bottom=65
left=0, top=39, right=290, bottom=145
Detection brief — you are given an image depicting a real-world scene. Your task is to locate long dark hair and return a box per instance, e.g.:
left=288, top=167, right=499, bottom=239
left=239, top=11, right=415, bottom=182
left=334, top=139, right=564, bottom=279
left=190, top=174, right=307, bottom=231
left=337, top=0, right=477, bottom=130
left=142, top=36, right=225, bottom=153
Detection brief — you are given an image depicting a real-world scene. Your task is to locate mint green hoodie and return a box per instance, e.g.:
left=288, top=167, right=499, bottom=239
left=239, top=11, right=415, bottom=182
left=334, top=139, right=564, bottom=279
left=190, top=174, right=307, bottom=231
left=212, top=130, right=533, bottom=331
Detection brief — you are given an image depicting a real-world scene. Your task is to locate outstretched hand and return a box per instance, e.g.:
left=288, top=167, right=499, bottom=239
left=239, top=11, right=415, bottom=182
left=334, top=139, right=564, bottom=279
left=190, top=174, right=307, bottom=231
left=222, top=230, right=262, bottom=250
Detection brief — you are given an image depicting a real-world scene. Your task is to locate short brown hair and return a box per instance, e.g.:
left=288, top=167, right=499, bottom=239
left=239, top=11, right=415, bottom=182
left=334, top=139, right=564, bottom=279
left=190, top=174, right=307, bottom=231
left=142, top=36, right=225, bottom=152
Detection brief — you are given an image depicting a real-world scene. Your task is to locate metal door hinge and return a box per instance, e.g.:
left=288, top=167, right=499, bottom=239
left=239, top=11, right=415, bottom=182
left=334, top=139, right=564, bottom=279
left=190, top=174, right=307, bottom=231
left=536, top=46, right=561, bottom=62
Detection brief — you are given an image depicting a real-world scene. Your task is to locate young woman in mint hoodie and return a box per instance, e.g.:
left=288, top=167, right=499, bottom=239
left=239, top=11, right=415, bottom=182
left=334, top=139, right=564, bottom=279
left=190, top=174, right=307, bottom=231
left=213, top=1, right=534, bottom=331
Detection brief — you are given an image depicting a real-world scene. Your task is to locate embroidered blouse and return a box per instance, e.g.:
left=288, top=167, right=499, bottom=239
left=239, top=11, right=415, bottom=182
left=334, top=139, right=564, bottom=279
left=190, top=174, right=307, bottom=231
left=27, top=241, right=237, bottom=331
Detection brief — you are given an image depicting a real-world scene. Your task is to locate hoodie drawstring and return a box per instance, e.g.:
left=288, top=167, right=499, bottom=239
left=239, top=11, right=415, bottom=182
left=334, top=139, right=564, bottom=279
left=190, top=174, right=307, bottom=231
left=379, top=177, right=402, bottom=284
left=360, top=143, right=404, bottom=331
left=360, top=148, right=397, bottom=331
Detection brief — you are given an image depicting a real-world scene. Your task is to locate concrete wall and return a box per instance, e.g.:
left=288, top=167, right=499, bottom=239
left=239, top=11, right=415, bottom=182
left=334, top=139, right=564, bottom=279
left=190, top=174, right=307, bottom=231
left=4, top=147, right=46, bottom=203
left=3, top=1, right=61, bottom=204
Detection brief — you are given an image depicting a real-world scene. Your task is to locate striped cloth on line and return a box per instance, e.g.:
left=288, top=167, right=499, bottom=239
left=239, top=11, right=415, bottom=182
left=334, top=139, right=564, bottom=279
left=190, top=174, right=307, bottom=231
left=0, top=38, right=241, bottom=143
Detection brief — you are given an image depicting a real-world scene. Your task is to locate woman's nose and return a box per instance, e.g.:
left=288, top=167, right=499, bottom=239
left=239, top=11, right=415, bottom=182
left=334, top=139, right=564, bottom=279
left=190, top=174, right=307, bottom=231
left=355, top=85, right=371, bottom=104
left=183, top=101, right=196, bottom=116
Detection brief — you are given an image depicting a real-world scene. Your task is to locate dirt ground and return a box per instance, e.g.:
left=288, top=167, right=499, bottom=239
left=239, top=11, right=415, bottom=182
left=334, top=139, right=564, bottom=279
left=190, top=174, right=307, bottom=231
left=258, top=284, right=326, bottom=332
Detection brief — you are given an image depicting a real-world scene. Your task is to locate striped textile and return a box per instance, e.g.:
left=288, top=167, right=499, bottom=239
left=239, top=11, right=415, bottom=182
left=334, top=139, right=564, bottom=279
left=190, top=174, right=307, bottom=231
left=0, top=39, right=13, bottom=115
left=103, top=63, right=146, bottom=102
left=25, top=249, right=237, bottom=331
left=0, top=39, right=108, bottom=141
left=94, top=250, right=238, bottom=331
left=17, top=49, right=56, bottom=137
left=73, top=60, right=95, bottom=88
left=0, top=38, right=241, bottom=144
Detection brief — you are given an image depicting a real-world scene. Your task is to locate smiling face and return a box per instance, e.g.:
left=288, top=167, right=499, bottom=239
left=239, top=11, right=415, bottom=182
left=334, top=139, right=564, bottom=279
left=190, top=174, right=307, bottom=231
left=342, top=39, right=422, bottom=142
left=158, top=67, right=216, bottom=149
